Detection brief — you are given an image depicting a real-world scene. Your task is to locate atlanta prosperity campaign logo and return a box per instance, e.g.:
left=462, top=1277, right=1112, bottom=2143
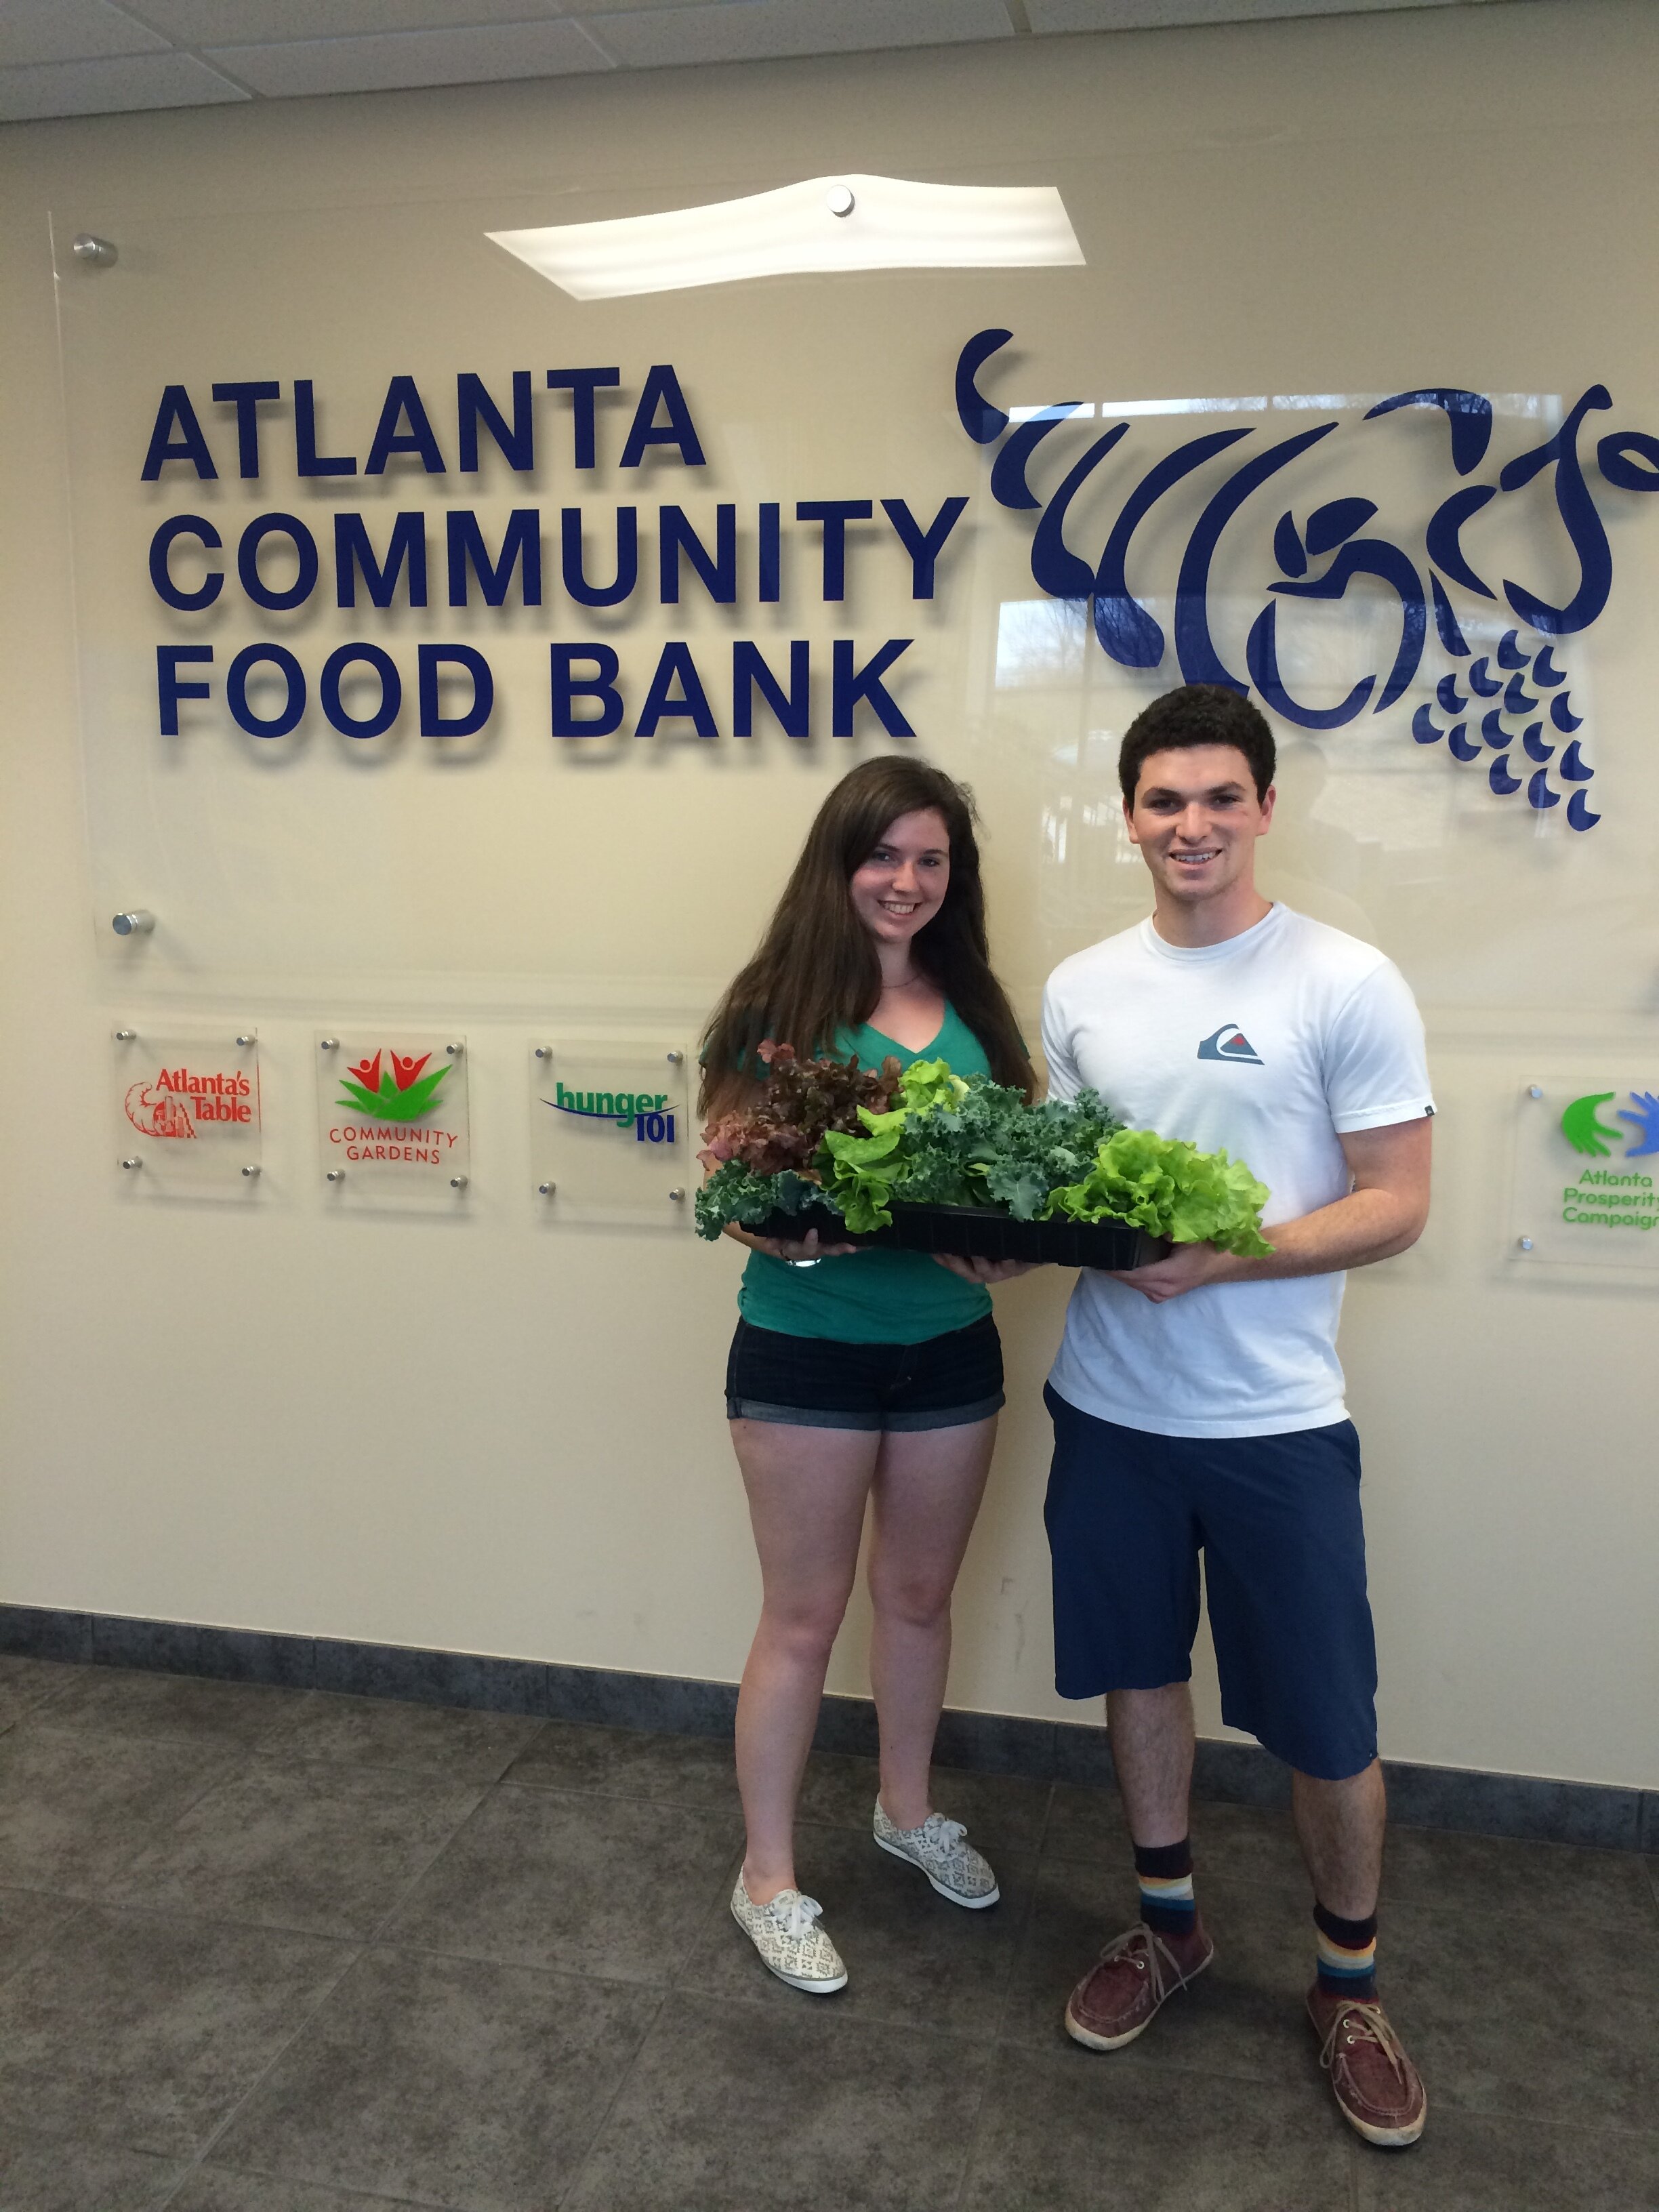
left=956, top=329, right=1659, bottom=829
left=1559, top=1088, right=1659, bottom=1231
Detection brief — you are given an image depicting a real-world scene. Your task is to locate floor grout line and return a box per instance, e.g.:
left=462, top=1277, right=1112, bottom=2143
left=150, top=1937, right=369, bottom=2209
left=548, top=1845, right=756, bottom=2207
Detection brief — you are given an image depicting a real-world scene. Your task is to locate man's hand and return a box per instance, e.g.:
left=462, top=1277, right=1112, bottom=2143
left=1103, top=1117, right=1433, bottom=1304
left=932, top=1254, right=1038, bottom=1284
left=1104, top=1242, right=1233, bottom=1304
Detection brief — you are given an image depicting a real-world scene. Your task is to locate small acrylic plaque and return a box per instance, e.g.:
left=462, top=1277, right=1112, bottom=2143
left=530, top=1042, right=691, bottom=1226
left=1507, top=1080, right=1659, bottom=1277
left=316, top=1033, right=470, bottom=1206
left=112, top=1027, right=262, bottom=1193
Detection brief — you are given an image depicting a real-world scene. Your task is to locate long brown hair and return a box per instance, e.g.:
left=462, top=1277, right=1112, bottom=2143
left=699, top=756, right=1035, bottom=1114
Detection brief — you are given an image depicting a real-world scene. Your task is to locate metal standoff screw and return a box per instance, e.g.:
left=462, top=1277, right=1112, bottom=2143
left=115, top=1028, right=136, bottom=1041
left=446, top=1042, right=463, bottom=1056
left=321, top=1038, right=339, bottom=1051
left=111, top=910, right=154, bottom=937
left=241, top=1164, right=260, bottom=1179
left=121, top=1156, right=142, bottom=1171
left=665, top=1050, right=684, bottom=1064
left=1517, top=1235, right=1534, bottom=1252
left=236, top=1033, right=255, bottom=1048
left=537, top=1181, right=555, bottom=1196
left=326, top=1168, right=345, bottom=1181
left=535, top=1046, right=550, bottom=1059
left=1528, top=1084, right=1543, bottom=1100
left=73, top=234, right=118, bottom=266
left=450, top=1174, right=468, bottom=1189
left=825, top=185, right=855, bottom=218
left=668, top=1187, right=686, bottom=1202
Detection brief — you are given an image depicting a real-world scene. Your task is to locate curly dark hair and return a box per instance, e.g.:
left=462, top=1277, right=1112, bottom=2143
left=1118, top=684, right=1276, bottom=804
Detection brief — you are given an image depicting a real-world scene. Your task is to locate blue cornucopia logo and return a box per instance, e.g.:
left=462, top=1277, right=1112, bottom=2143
left=956, top=330, right=1659, bottom=830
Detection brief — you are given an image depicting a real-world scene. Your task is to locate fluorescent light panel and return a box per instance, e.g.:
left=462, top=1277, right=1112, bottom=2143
left=487, top=173, right=1084, bottom=300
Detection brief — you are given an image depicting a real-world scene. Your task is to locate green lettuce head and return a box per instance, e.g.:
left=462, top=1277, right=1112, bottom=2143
left=897, top=1058, right=970, bottom=1118
left=1043, top=1127, right=1272, bottom=1258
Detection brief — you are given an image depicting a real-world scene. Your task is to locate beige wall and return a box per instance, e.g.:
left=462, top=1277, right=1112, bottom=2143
left=3, top=0, right=1656, bottom=1789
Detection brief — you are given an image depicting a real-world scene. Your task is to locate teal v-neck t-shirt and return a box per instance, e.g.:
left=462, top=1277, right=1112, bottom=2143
left=737, top=1003, right=994, bottom=1345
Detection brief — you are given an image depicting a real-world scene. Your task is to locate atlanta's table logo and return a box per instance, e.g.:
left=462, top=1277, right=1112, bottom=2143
left=125, top=1063, right=255, bottom=1135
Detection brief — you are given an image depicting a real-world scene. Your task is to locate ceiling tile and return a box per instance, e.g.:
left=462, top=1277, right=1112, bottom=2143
left=0, top=48, right=250, bottom=119
left=207, top=19, right=611, bottom=97
left=1025, top=0, right=1459, bottom=28
left=0, top=1, right=169, bottom=68
left=583, top=0, right=1015, bottom=68
left=120, top=0, right=567, bottom=42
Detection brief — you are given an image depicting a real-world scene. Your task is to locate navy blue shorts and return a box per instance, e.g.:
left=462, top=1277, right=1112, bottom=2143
left=726, top=1316, right=1004, bottom=1433
left=1043, top=1383, right=1378, bottom=1781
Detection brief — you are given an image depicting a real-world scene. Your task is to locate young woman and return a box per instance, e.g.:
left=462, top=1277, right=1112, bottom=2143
left=700, top=755, right=1035, bottom=1995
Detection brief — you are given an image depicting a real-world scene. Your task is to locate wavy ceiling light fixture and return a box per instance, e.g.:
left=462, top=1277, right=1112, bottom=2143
left=487, top=174, right=1084, bottom=300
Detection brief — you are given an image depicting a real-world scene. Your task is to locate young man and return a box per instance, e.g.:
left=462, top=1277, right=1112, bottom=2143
left=1040, top=681, right=1433, bottom=2147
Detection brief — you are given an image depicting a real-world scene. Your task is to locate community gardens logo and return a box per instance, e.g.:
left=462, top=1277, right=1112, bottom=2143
left=335, top=1049, right=451, bottom=1121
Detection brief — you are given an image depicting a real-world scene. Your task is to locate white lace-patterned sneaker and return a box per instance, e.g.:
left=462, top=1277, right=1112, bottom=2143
left=873, top=1801, right=1001, bottom=1908
left=730, top=1876, right=848, bottom=1994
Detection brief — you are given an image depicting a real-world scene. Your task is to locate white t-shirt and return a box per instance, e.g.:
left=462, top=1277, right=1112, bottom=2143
left=1042, top=903, right=1433, bottom=1439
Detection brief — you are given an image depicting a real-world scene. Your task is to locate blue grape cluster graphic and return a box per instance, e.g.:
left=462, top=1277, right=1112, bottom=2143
left=1411, top=630, right=1597, bottom=832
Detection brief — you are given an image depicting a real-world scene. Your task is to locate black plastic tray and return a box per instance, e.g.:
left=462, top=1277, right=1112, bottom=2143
left=752, top=1200, right=1166, bottom=1271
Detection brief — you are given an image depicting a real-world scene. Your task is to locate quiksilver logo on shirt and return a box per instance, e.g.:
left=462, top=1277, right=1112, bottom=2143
left=1197, top=1024, right=1263, bottom=1066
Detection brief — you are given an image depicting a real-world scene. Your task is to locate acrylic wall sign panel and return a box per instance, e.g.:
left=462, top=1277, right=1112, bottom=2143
left=50, top=188, right=1659, bottom=1025
left=316, top=1033, right=469, bottom=1207
left=1507, top=1082, right=1659, bottom=1279
left=112, top=1027, right=261, bottom=1193
left=530, top=1043, right=690, bottom=1226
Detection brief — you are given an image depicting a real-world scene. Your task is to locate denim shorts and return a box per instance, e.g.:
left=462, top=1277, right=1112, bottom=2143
left=726, top=1315, right=1004, bottom=1433
left=1043, top=1383, right=1378, bottom=1782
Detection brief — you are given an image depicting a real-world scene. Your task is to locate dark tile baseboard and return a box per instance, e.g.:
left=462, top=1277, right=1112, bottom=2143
left=3, top=1601, right=1652, bottom=1856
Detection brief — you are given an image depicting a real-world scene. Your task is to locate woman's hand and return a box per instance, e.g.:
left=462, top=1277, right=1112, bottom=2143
left=724, top=1222, right=862, bottom=1261
left=931, top=1254, right=1038, bottom=1284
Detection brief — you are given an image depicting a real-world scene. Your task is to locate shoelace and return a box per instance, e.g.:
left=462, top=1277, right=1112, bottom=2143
left=1317, top=1999, right=1410, bottom=2085
left=771, top=1891, right=825, bottom=1942
left=1094, top=1922, right=1187, bottom=1999
left=920, top=1814, right=967, bottom=1853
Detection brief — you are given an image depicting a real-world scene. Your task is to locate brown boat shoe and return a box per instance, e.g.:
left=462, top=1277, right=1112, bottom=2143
left=1064, top=1917, right=1215, bottom=2051
left=1307, top=1985, right=1428, bottom=2147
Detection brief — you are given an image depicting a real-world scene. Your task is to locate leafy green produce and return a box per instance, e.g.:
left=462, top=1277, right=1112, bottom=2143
left=695, top=1047, right=1272, bottom=1257
left=698, top=1042, right=900, bottom=1178
left=821, top=1059, right=1124, bottom=1233
left=1042, top=1127, right=1273, bottom=1257
left=694, top=1162, right=840, bottom=1241
left=695, top=1043, right=898, bottom=1241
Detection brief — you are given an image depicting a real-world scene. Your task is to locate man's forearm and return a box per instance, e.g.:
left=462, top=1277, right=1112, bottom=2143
left=1218, top=1185, right=1425, bottom=1284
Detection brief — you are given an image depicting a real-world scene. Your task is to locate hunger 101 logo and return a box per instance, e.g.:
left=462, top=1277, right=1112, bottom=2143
left=546, top=1081, right=677, bottom=1146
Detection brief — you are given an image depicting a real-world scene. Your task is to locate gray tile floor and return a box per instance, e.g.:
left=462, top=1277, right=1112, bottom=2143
left=0, top=1654, right=1654, bottom=2211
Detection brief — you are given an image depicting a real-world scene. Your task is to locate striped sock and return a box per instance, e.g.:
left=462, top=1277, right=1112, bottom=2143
left=1314, top=1902, right=1378, bottom=2000
left=1134, top=1839, right=1196, bottom=1938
